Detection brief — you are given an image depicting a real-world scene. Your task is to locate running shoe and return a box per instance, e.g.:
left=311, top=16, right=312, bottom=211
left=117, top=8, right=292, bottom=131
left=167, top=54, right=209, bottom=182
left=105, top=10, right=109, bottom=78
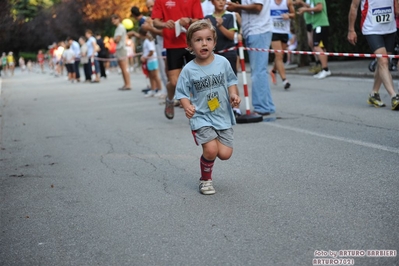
left=164, top=98, right=174, bottom=119
left=270, top=71, right=277, bottom=85
left=367, top=93, right=386, bottom=108
left=283, top=80, right=291, bottom=89
left=145, top=90, right=155, bottom=97
left=313, top=70, right=331, bottom=79
left=199, top=180, right=216, bottom=195
left=392, top=94, right=399, bottom=110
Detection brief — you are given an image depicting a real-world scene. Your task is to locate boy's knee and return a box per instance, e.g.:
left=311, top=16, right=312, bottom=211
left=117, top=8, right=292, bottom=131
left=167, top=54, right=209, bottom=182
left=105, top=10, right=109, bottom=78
left=218, top=154, right=232, bottom=161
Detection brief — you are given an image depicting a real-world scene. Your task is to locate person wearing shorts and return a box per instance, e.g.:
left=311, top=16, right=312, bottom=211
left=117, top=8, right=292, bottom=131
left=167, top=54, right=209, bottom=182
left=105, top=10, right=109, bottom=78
left=152, top=0, right=204, bottom=119
left=139, top=27, right=162, bottom=97
left=7, top=52, right=15, bottom=76
left=175, top=20, right=241, bottom=195
left=37, top=50, right=45, bottom=73
left=111, top=14, right=131, bottom=90
left=269, top=0, right=295, bottom=89
left=348, top=0, right=399, bottom=110
left=298, top=0, right=331, bottom=79
left=295, top=0, right=321, bottom=73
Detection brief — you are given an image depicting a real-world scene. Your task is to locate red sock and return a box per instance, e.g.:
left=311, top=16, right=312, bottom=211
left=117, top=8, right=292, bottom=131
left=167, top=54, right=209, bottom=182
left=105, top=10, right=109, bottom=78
left=200, top=155, right=215, bottom=181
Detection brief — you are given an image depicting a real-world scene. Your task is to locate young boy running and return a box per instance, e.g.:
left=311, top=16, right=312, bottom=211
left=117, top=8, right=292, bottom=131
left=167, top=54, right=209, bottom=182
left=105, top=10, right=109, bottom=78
left=175, top=20, right=241, bottom=195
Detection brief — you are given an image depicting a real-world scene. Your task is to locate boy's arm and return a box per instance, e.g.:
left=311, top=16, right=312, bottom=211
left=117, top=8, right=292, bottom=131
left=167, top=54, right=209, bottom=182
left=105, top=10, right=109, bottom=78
left=180, top=98, right=196, bottom=119
left=228, top=84, right=241, bottom=108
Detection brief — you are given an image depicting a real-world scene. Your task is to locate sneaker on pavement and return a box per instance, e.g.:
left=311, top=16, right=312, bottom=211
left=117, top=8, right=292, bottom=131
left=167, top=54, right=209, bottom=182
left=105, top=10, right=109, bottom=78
left=270, top=71, right=277, bottom=85
left=164, top=98, right=174, bottom=119
left=313, top=70, right=331, bottom=79
left=309, top=64, right=322, bottom=74
left=199, top=180, right=216, bottom=195
left=283, top=80, right=291, bottom=89
left=391, top=94, right=399, bottom=110
left=367, top=92, right=386, bottom=108
left=145, top=90, right=155, bottom=97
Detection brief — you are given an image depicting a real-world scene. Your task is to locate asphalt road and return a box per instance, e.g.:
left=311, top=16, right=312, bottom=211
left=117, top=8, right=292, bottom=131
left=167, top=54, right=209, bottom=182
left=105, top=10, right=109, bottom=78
left=1, top=68, right=398, bottom=266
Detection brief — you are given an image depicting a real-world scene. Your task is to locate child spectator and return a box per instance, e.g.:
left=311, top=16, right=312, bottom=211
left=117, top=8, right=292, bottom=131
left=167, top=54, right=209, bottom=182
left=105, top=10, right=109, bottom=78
left=62, top=43, right=76, bottom=82
left=37, top=50, right=45, bottom=73
left=175, top=20, right=241, bottom=195
left=7, top=52, right=15, bottom=76
left=19, top=57, right=26, bottom=72
left=139, top=27, right=162, bottom=97
left=27, top=60, right=33, bottom=72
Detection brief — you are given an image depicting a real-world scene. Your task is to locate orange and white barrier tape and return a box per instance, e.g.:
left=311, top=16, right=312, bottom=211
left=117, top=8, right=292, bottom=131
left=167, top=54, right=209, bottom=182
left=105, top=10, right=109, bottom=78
left=217, top=46, right=399, bottom=59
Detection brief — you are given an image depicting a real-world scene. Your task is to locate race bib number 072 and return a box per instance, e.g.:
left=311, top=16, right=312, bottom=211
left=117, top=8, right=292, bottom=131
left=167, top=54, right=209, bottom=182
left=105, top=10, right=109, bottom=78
left=372, top=6, right=393, bottom=24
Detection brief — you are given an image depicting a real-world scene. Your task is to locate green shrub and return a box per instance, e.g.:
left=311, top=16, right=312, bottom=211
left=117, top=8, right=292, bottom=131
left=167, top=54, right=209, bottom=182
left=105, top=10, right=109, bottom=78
left=18, top=52, right=37, bottom=62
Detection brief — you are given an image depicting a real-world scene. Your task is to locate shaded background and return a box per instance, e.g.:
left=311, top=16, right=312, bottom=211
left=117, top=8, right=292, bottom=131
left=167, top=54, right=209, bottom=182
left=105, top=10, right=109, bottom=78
left=0, top=0, right=370, bottom=65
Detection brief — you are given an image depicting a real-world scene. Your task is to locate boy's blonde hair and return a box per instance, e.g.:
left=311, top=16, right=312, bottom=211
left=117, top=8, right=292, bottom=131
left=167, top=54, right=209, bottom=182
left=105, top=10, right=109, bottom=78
left=186, top=19, right=217, bottom=51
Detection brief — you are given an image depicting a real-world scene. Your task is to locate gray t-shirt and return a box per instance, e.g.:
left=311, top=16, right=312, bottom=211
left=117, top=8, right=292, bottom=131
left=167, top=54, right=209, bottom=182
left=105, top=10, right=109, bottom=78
left=241, top=0, right=272, bottom=38
left=114, top=23, right=126, bottom=50
left=175, top=54, right=238, bottom=130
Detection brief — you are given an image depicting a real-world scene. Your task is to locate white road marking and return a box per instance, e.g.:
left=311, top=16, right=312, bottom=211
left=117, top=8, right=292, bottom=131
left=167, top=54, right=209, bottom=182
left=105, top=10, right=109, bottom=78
left=265, top=122, right=399, bottom=155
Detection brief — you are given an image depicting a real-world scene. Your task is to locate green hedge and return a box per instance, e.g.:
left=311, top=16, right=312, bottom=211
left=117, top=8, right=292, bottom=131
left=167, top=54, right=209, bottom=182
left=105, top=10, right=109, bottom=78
left=18, top=52, right=37, bottom=62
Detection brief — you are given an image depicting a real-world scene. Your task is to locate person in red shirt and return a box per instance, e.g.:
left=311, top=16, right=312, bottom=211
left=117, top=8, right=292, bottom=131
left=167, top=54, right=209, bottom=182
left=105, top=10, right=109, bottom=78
left=37, top=50, right=45, bottom=73
left=152, top=0, right=203, bottom=119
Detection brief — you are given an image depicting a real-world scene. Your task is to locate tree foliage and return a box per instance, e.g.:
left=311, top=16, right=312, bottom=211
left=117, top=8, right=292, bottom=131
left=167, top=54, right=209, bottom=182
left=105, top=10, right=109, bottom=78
left=1, top=0, right=148, bottom=55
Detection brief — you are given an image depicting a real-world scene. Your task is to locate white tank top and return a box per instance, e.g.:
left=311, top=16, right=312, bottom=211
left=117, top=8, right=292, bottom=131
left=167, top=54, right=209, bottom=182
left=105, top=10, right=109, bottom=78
left=361, top=0, right=396, bottom=35
left=270, top=0, right=291, bottom=34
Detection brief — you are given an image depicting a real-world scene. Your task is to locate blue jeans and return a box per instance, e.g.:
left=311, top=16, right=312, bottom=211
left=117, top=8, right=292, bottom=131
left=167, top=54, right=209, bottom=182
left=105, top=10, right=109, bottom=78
left=246, top=31, right=275, bottom=113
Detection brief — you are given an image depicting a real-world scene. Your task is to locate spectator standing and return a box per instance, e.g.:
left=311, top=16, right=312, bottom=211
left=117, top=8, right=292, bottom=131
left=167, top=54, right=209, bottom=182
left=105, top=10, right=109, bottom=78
left=125, top=38, right=135, bottom=73
left=131, top=6, right=147, bottom=27
left=205, top=0, right=238, bottom=75
left=269, top=0, right=295, bottom=89
left=175, top=20, right=241, bottom=195
left=111, top=14, right=132, bottom=90
left=79, top=36, right=91, bottom=82
left=227, top=0, right=276, bottom=115
left=348, top=0, right=399, bottom=110
left=95, top=32, right=108, bottom=78
left=19, top=57, right=26, bottom=72
left=294, top=0, right=321, bottom=74
left=107, top=37, right=118, bottom=73
left=26, top=60, right=32, bottom=72
left=37, top=50, right=45, bottom=73
left=139, top=27, right=162, bottom=97
left=297, top=0, right=331, bottom=79
left=142, top=0, right=168, bottom=98
left=62, top=42, right=76, bottom=82
left=67, top=37, right=81, bottom=82
left=1, top=52, right=7, bottom=76
left=152, top=0, right=204, bottom=119
left=85, top=29, right=100, bottom=83
left=53, top=42, right=65, bottom=77
left=205, top=0, right=242, bottom=117
left=7, top=52, right=15, bottom=76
